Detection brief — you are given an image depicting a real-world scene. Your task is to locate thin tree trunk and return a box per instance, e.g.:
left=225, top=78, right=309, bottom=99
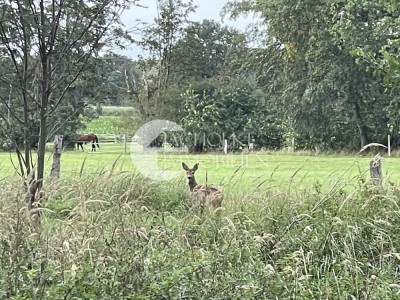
left=353, top=98, right=368, bottom=148
left=349, top=72, right=368, bottom=148
left=17, top=0, right=31, bottom=176
left=37, top=0, right=49, bottom=189
left=37, top=66, right=49, bottom=187
left=37, top=115, right=47, bottom=184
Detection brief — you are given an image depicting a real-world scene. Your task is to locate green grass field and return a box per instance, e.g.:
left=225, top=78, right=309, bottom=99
left=88, top=105, right=134, bottom=115
left=1, top=111, right=399, bottom=296
left=1, top=146, right=398, bottom=191
left=83, top=116, right=124, bottom=134
left=2, top=147, right=400, bottom=298
left=72, top=109, right=400, bottom=191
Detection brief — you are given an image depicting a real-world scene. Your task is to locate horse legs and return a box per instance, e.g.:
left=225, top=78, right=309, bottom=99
left=77, top=142, right=84, bottom=151
left=91, top=143, right=96, bottom=152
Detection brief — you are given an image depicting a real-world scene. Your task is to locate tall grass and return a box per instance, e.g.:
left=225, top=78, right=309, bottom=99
left=1, top=165, right=400, bottom=299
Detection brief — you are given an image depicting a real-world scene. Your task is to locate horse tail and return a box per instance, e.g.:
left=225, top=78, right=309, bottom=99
left=95, top=134, right=99, bottom=148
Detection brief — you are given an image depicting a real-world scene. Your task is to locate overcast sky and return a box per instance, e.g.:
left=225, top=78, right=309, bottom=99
left=117, top=0, right=253, bottom=58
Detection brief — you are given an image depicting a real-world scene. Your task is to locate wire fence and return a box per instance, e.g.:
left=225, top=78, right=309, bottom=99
left=54, top=133, right=400, bottom=168
left=71, top=134, right=131, bottom=154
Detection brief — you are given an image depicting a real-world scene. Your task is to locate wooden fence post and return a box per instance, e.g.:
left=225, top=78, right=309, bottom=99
left=50, top=135, right=63, bottom=179
left=388, top=135, right=391, bottom=157
left=124, top=134, right=127, bottom=154
left=370, top=153, right=382, bottom=186
left=224, top=139, right=228, bottom=155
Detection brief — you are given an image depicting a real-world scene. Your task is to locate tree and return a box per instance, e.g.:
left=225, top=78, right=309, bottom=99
left=0, top=0, right=138, bottom=209
left=81, top=54, right=141, bottom=107
left=332, top=0, right=400, bottom=142
left=180, top=74, right=284, bottom=151
left=224, top=0, right=392, bottom=150
left=170, top=19, right=247, bottom=81
left=161, top=19, right=249, bottom=123
left=135, top=0, right=196, bottom=119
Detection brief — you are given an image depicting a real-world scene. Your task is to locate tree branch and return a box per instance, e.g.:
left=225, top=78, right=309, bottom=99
left=47, top=103, right=87, bottom=140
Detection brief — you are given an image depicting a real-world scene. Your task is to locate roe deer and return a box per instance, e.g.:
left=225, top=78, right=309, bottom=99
left=182, top=162, right=223, bottom=208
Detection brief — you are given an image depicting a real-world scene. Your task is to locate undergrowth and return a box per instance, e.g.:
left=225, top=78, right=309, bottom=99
left=1, top=169, right=400, bottom=299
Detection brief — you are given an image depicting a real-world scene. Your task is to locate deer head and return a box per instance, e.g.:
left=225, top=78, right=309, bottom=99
left=182, top=162, right=198, bottom=191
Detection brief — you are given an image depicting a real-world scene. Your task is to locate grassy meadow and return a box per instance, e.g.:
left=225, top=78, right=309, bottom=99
left=2, top=147, right=400, bottom=298
left=1, top=110, right=400, bottom=298
left=2, top=149, right=400, bottom=189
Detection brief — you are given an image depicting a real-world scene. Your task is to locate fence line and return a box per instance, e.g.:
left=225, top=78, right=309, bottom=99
left=61, top=134, right=398, bottom=156
left=69, top=134, right=131, bottom=154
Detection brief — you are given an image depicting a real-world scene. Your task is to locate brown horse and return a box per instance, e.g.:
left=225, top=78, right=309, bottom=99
left=76, top=133, right=99, bottom=152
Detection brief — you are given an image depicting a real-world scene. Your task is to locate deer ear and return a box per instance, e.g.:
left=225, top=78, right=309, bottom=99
left=182, top=162, right=189, bottom=171
left=193, top=163, right=199, bottom=171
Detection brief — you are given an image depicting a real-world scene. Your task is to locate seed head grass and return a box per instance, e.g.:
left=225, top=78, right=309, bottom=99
left=1, top=153, right=400, bottom=298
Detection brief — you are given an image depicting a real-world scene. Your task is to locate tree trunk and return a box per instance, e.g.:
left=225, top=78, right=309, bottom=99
left=36, top=30, right=50, bottom=195
left=349, top=73, right=368, bottom=148
left=21, top=7, right=31, bottom=177
left=353, top=99, right=368, bottom=148
left=23, top=112, right=31, bottom=176
left=37, top=115, right=47, bottom=182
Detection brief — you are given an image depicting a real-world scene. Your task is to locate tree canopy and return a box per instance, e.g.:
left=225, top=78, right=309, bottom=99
left=1, top=0, right=399, bottom=156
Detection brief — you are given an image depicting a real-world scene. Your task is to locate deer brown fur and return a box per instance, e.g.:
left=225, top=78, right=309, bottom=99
left=182, top=162, right=223, bottom=208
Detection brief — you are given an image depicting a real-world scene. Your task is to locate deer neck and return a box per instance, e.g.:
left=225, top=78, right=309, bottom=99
left=188, top=177, right=197, bottom=191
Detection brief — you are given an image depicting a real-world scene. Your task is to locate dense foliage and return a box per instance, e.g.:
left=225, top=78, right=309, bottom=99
left=222, top=0, right=400, bottom=150
left=1, top=0, right=399, bottom=152
left=130, top=0, right=399, bottom=151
